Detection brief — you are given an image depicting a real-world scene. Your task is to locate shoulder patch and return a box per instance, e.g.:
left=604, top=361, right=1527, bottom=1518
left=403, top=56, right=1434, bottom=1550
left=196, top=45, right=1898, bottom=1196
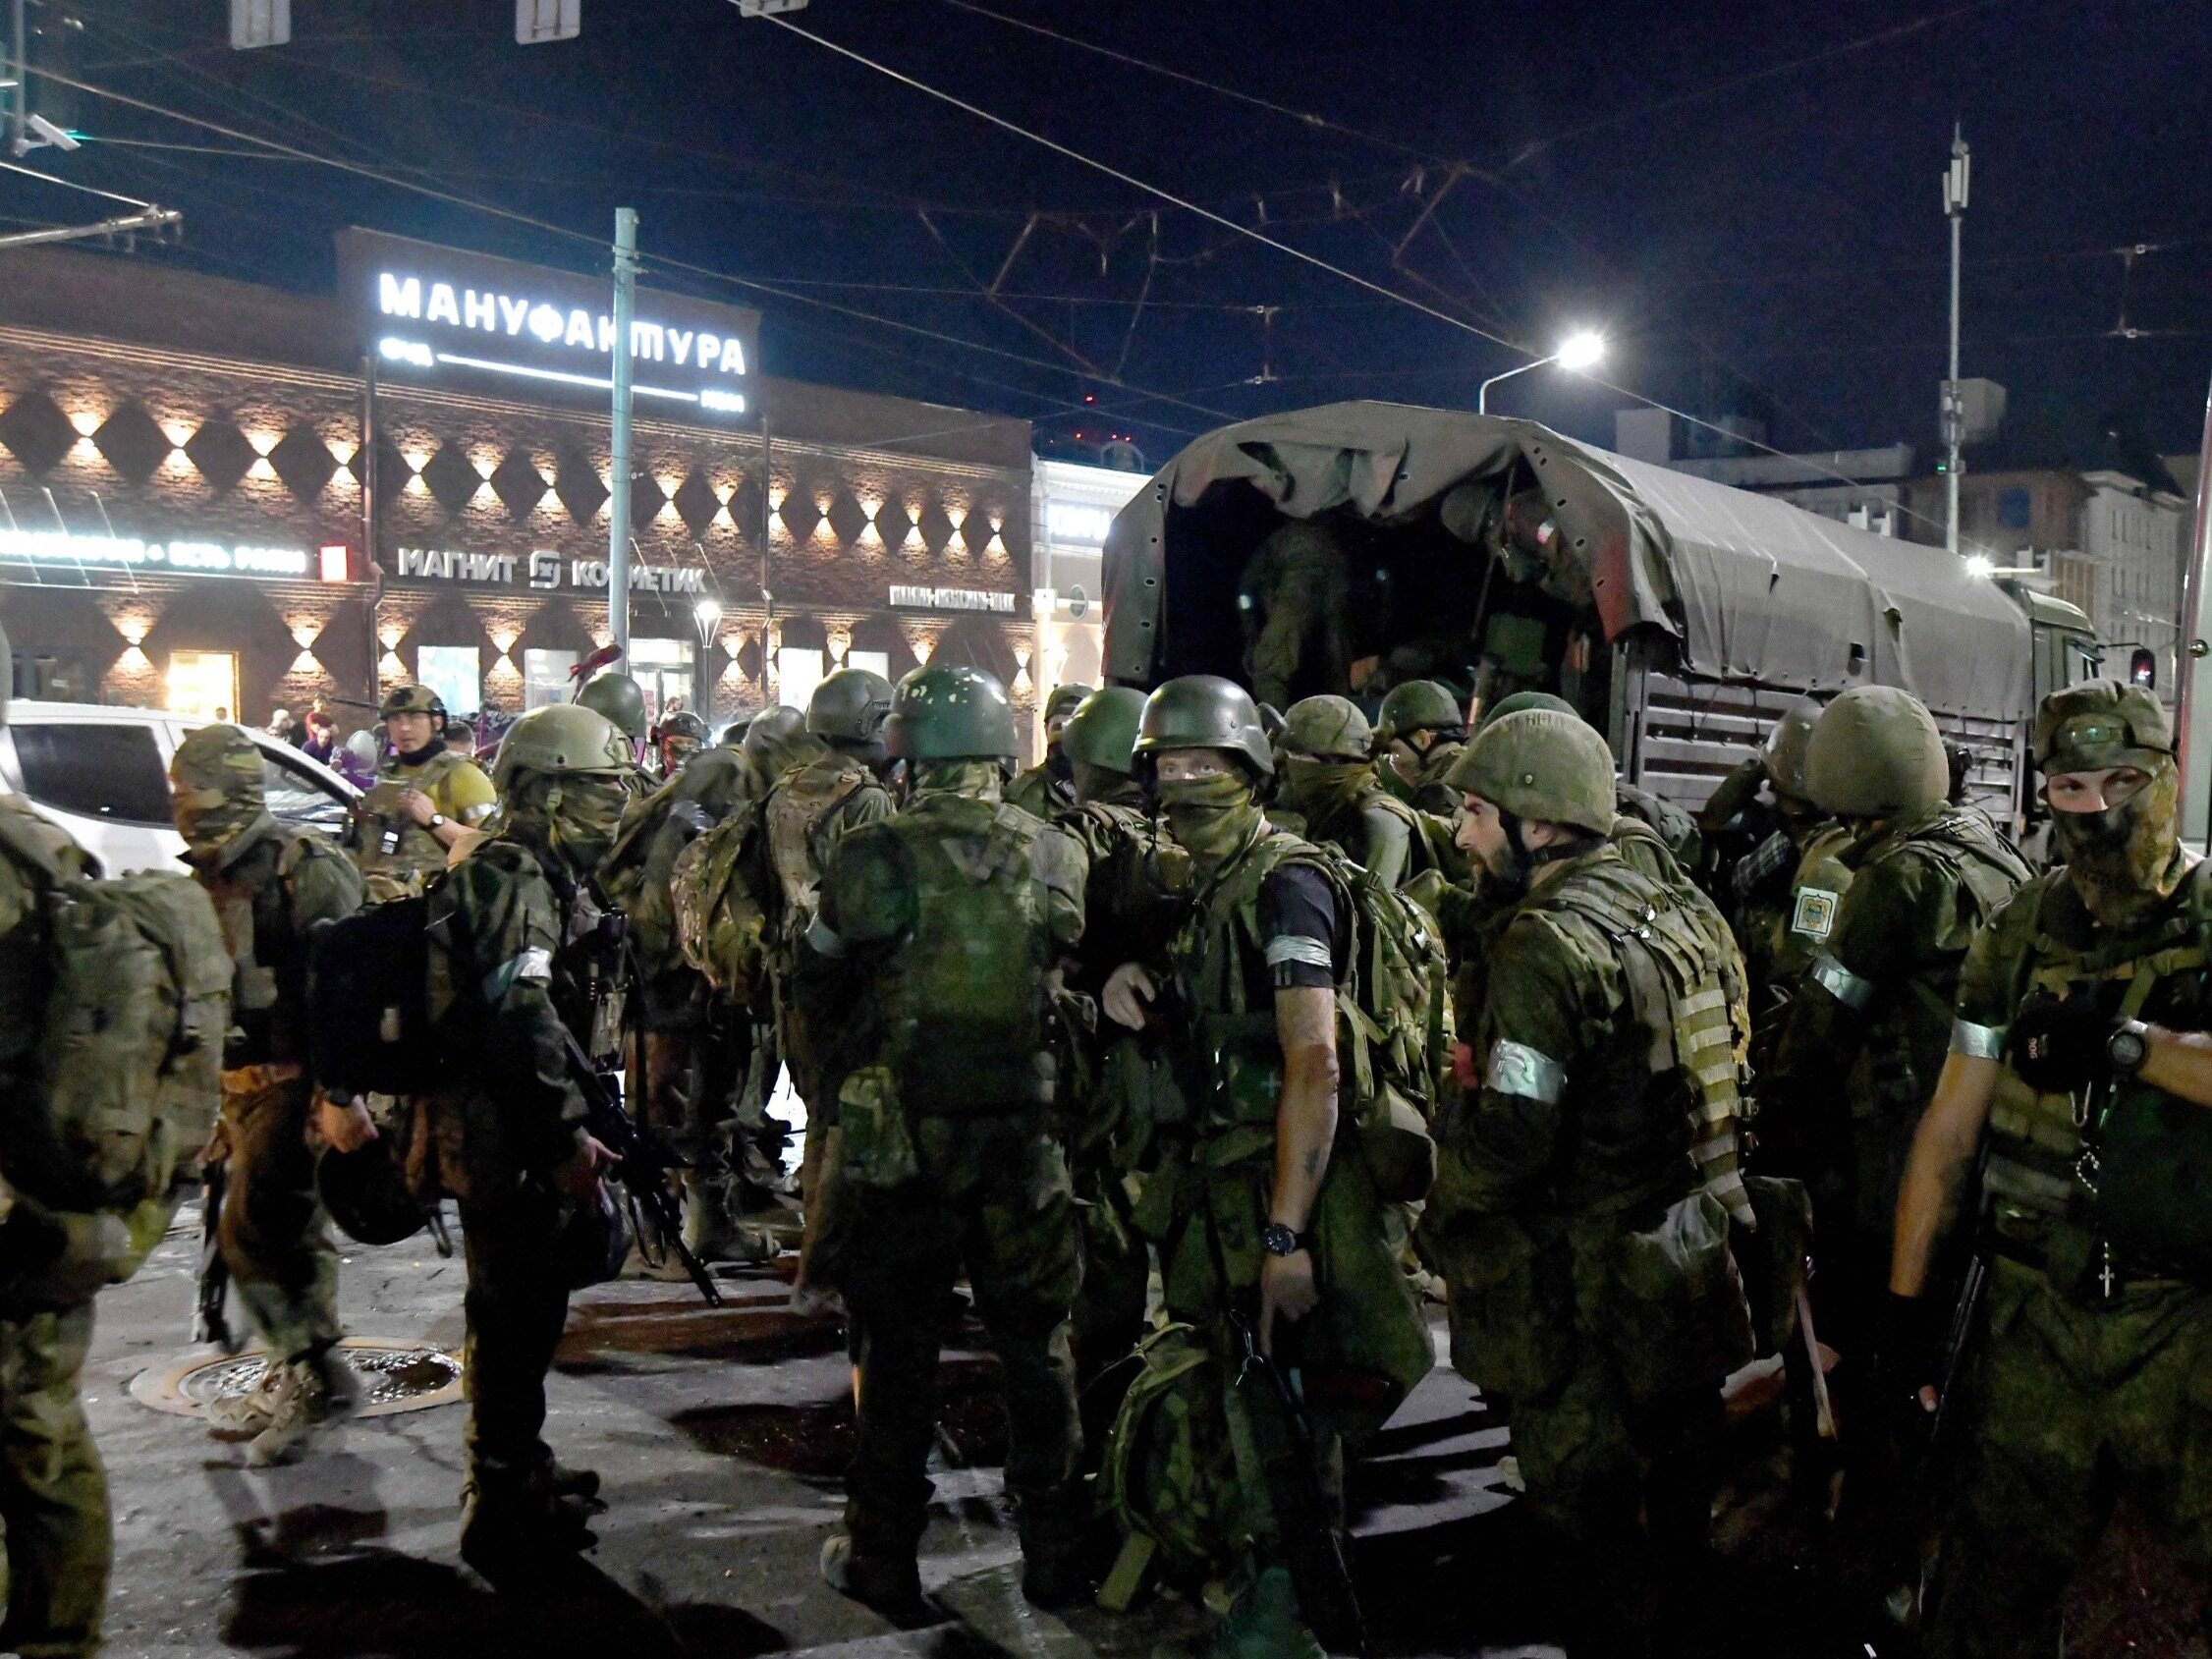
left=1790, top=885, right=1840, bottom=943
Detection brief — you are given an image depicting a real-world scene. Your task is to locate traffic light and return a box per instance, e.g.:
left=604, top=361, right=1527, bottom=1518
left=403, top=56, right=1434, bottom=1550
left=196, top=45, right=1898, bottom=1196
left=2129, top=647, right=2157, bottom=689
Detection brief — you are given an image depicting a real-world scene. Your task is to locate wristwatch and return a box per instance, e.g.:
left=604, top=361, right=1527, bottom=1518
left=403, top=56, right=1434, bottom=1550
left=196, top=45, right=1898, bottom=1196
left=427, top=812, right=448, bottom=831
left=2108, top=1019, right=2151, bottom=1078
left=1260, top=1222, right=1305, bottom=1258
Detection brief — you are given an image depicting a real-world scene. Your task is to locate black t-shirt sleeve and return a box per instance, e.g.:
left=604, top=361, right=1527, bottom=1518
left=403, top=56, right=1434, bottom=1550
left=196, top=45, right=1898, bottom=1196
left=1258, top=863, right=1346, bottom=989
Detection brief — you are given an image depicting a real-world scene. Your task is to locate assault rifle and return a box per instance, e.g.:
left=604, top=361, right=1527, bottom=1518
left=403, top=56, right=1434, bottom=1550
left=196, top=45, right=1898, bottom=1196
left=561, top=1028, right=721, bottom=1307
left=1225, top=1307, right=1372, bottom=1659
left=193, top=1159, right=238, bottom=1351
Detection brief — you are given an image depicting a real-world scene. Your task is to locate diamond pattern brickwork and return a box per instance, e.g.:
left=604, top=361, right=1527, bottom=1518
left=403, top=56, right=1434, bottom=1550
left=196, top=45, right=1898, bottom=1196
left=0, top=391, right=78, bottom=477
left=826, top=492, right=869, bottom=547
left=554, top=453, right=609, bottom=524
left=267, top=426, right=339, bottom=500
left=184, top=419, right=258, bottom=492
left=673, top=470, right=723, bottom=538
left=420, top=443, right=485, bottom=514
left=489, top=450, right=549, bottom=521
left=90, top=402, right=171, bottom=485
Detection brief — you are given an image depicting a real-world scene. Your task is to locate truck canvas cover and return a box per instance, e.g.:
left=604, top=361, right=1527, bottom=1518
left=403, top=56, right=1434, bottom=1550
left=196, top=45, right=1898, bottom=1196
left=1102, top=400, right=2034, bottom=725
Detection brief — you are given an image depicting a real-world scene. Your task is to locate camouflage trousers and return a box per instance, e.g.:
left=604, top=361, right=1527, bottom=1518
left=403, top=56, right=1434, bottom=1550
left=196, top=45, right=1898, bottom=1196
left=1925, top=1257, right=2212, bottom=1658
left=0, top=1303, right=107, bottom=1659
left=217, top=1067, right=341, bottom=1362
left=1072, top=1175, right=1149, bottom=1464
left=839, top=1111, right=1083, bottom=1566
left=457, top=1184, right=572, bottom=1493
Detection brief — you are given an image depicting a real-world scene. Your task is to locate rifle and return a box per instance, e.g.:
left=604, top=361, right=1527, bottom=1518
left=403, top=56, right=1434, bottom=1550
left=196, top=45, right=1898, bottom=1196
left=561, top=1027, right=721, bottom=1307
left=1224, top=1307, right=1372, bottom=1659
left=193, top=1158, right=238, bottom=1351
left=1929, top=1247, right=1988, bottom=1449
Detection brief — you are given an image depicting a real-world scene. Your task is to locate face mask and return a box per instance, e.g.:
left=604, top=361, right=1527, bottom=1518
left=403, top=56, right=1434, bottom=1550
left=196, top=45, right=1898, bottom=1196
left=175, top=798, right=270, bottom=867
left=1278, top=755, right=1371, bottom=824
left=1154, top=772, right=1262, bottom=869
left=2051, top=758, right=2183, bottom=927
left=1072, top=759, right=1139, bottom=807
left=518, top=774, right=630, bottom=876
left=907, top=759, right=1005, bottom=803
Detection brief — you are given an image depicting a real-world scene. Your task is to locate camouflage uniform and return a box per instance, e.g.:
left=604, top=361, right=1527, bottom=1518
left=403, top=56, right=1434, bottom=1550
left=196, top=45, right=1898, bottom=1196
left=797, top=664, right=1088, bottom=1606
left=1768, top=688, right=2026, bottom=1349
left=415, top=704, right=635, bottom=1573
left=1429, top=711, right=1752, bottom=1659
left=1008, top=683, right=1092, bottom=820
left=1239, top=521, right=1354, bottom=709
left=0, top=804, right=111, bottom=1658
left=172, top=728, right=364, bottom=1397
left=1275, top=695, right=1429, bottom=890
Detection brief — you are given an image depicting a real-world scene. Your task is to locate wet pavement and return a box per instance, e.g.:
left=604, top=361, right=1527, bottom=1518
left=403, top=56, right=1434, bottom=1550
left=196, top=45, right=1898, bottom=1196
left=83, top=1198, right=2205, bottom=1658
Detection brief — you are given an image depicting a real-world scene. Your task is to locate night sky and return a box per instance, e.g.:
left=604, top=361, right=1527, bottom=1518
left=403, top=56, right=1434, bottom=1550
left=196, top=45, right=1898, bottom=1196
left=9, top=0, right=2211, bottom=473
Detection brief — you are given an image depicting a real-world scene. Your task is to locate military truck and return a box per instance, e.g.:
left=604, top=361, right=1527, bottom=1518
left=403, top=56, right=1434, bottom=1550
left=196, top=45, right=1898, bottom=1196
left=1101, top=401, right=2098, bottom=838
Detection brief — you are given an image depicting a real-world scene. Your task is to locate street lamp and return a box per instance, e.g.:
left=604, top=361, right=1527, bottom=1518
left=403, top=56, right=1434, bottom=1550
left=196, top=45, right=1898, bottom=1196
left=1963, top=555, right=2037, bottom=580
left=1479, top=330, right=1606, bottom=415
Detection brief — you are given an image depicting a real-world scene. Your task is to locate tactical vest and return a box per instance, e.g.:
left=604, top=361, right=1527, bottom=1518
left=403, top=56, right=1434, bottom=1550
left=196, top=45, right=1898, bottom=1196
left=1983, top=861, right=2212, bottom=1280
left=203, top=828, right=335, bottom=1069
left=1523, top=852, right=1753, bottom=1225
left=358, top=749, right=479, bottom=891
left=1853, top=806, right=2029, bottom=1126
left=1058, top=799, right=1190, bottom=984
left=765, top=754, right=879, bottom=960
left=852, top=798, right=1066, bottom=1112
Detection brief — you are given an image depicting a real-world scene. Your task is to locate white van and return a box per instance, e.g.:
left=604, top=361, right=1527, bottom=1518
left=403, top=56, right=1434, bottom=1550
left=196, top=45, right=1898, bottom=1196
left=0, top=701, right=360, bottom=874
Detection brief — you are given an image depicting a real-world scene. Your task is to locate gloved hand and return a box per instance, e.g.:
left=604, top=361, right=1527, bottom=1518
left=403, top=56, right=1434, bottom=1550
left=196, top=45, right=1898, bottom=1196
left=2008, top=992, right=2116, bottom=1093
left=1873, top=1289, right=1944, bottom=1423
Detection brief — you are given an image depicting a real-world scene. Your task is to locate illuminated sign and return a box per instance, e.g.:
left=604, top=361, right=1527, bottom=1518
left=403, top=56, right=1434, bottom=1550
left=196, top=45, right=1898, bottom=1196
left=0, top=527, right=318, bottom=581
left=1044, top=501, right=1116, bottom=546
left=338, top=228, right=760, bottom=422
left=889, top=583, right=1019, bottom=614
left=394, top=546, right=708, bottom=595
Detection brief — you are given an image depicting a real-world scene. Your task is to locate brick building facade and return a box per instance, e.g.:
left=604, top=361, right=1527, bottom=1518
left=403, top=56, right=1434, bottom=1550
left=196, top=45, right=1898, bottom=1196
left=0, top=240, right=1038, bottom=752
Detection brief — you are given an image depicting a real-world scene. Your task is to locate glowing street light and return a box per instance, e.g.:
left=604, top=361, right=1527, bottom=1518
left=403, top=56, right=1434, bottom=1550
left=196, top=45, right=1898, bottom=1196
left=1963, top=554, right=2036, bottom=580
left=1479, top=331, right=1607, bottom=414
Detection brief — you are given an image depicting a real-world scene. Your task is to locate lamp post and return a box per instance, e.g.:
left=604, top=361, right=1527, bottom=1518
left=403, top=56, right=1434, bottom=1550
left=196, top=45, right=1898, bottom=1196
left=1478, top=330, right=1605, bottom=415
left=691, top=597, right=722, bottom=716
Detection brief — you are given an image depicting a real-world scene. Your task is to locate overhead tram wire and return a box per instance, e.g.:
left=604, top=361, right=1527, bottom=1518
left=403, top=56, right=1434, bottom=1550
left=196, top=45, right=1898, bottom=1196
left=0, top=159, right=163, bottom=210
left=19, top=63, right=1243, bottom=429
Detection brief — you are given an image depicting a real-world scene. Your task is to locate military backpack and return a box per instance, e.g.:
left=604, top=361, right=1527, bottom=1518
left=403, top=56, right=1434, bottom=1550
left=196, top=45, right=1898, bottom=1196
left=0, top=798, right=230, bottom=1222
left=670, top=799, right=774, bottom=1015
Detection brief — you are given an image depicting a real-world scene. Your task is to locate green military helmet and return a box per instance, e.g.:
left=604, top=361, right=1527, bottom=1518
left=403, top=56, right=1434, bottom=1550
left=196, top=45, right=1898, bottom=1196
left=1805, top=685, right=1948, bottom=818
left=807, top=667, right=896, bottom=743
left=1134, top=675, right=1275, bottom=777
left=657, top=709, right=708, bottom=745
left=1058, top=685, right=1148, bottom=775
left=380, top=684, right=445, bottom=721
left=170, top=722, right=267, bottom=812
left=492, top=701, right=634, bottom=792
left=742, top=703, right=815, bottom=780
left=1445, top=707, right=1617, bottom=835
left=577, top=671, right=648, bottom=742
left=885, top=664, right=1018, bottom=761
left=1044, top=682, right=1094, bottom=725
left=1376, top=680, right=1465, bottom=744
left=2033, top=678, right=2175, bottom=773
left=1761, top=695, right=1825, bottom=802
left=1279, top=694, right=1374, bottom=761
left=1472, top=689, right=1576, bottom=738
left=318, top=1136, right=426, bottom=1246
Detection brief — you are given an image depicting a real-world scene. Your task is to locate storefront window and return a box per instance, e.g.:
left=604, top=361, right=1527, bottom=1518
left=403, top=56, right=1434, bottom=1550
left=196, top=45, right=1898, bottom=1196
left=847, top=650, right=890, bottom=681
left=166, top=651, right=239, bottom=721
left=523, top=648, right=578, bottom=710
left=416, top=645, right=483, bottom=719
left=629, top=636, right=695, bottom=725
left=775, top=647, right=824, bottom=713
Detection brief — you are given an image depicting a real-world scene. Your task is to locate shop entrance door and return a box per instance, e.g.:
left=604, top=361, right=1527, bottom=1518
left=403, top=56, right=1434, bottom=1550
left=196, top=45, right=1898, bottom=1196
left=628, top=636, right=695, bottom=726
left=166, top=650, right=240, bottom=721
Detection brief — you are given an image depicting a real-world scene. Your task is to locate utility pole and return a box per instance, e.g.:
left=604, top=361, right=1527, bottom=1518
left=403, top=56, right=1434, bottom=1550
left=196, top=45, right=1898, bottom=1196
left=1943, top=125, right=1970, bottom=555
left=607, top=207, right=637, bottom=660
left=8, top=0, right=25, bottom=156
left=759, top=416, right=774, bottom=703
left=361, top=351, right=381, bottom=707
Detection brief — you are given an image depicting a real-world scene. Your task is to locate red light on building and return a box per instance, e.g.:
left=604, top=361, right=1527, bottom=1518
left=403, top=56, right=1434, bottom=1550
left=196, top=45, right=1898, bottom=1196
left=319, top=544, right=351, bottom=583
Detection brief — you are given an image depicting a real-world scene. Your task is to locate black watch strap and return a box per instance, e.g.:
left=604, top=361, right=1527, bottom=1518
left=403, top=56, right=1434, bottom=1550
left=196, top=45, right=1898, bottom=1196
left=1261, top=1222, right=1304, bottom=1257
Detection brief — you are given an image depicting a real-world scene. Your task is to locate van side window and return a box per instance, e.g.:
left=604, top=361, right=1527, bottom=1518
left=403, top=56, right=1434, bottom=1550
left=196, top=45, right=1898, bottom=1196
left=13, top=724, right=174, bottom=826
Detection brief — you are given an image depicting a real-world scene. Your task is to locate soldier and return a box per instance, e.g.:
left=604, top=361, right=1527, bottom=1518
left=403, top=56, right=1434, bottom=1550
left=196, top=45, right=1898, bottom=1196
left=1050, top=686, right=1189, bottom=1450
left=1374, top=679, right=1468, bottom=814
left=1890, top=681, right=2212, bottom=1657
left=576, top=670, right=649, bottom=756
left=1431, top=708, right=1752, bottom=1657
left=1765, top=686, right=2027, bottom=1355
left=415, top=702, right=632, bottom=1580
left=354, top=686, right=498, bottom=900
left=1240, top=520, right=1355, bottom=709
left=653, top=709, right=709, bottom=779
left=169, top=726, right=369, bottom=1465
left=1274, top=693, right=1427, bottom=889
left=1103, top=675, right=1428, bottom=1659
left=752, top=670, right=898, bottom=1290
left=796, top=664, right=1090, bottom=1613
left=1008, top=681, right=1092, bottom=818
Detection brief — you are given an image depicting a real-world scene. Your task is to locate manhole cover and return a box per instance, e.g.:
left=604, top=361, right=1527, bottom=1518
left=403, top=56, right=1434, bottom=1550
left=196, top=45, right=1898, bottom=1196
left=131, top=1338, right=464, bottom=1419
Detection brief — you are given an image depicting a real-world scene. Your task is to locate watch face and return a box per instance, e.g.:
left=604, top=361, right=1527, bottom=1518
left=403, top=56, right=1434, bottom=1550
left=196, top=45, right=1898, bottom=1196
left=2111, top=1029, right=2148, bottom=1074
left=1261, top=1223, right=1300, bottom=1256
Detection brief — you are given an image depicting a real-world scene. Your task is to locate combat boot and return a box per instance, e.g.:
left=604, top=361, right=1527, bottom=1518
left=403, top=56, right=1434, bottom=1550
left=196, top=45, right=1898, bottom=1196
left=1206, top=1565, right=1325, bottom=1659
left=460, top=1478, right=595, bottom=1585
left=819, top=1531, right=924, bottom=1615
left=245, top=1357, right=341, bottom=1467
left=1016, top=1481, right=1092, bottom=1610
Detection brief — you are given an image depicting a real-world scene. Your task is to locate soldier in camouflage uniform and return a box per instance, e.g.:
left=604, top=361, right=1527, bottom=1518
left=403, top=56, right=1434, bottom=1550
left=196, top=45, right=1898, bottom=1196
left=415, top=702, right=634, bottom=1581
left=169, top=726, right=369, bottom=1465
left=1890, top=681, right=2212, bottom=1658
left=576, top=670, right=648, bottom=752
left=354, top=686, right=499, bottom=900
left=796, top=664, right=1090, bottom=1613
left=1766, top=686, right=2027, bottom=1357
left=1240, top=520, right=1355, bottom=710
left=1274, top=694, right=1427, bottom=889
left=1374, top=679, right=1468, bottom=814
left=1430, top=708, right=1753, bottom=1658
left=1007, top=681, right=1092, bottom=819
left=1049, top=686, right=1189, bottom=1453
left=1103, top=676, right=1428, bottom=1659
